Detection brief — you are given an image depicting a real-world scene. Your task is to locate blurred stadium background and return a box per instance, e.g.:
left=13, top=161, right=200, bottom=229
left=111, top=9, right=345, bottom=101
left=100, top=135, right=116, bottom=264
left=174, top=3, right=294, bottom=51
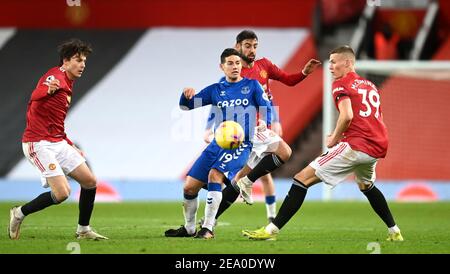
left=0, top=0, right=449, bottom=203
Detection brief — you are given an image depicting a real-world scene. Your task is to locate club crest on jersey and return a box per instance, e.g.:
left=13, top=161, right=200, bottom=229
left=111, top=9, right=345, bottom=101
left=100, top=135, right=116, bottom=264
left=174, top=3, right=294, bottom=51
left=241, top=86, right=250, bottom=94
left=260, top=70, right=268, bottom=79
left=220, top=90, right=226, bottom=96
left=49, top=163, right=56, bottom=170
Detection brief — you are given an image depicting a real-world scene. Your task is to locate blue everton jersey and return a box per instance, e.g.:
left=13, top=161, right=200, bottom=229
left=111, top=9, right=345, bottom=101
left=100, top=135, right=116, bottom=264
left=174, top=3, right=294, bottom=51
left=180, top=77, right=272, bottom=141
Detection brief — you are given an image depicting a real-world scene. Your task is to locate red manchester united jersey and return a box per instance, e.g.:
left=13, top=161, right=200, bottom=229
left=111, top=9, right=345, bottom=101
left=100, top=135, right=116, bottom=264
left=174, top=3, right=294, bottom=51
left=242, top=58, right=306, bottom=98
left=332, top=72, right=388, bottom=158
left=22, top=66, right=74, bottom=144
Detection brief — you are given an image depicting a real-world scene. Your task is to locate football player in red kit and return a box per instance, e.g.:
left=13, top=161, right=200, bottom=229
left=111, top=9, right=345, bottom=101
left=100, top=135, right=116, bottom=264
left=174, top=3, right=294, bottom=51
left=244, top=46, right=403, bottom=242
left=8, top=39, right=108, bottom=240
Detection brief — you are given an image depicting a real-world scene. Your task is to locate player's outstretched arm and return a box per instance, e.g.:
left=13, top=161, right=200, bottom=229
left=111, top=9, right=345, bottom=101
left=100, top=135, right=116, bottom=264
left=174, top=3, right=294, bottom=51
left=179, top=86, right=213, bottom=110
left=183, top=87, right=195, bottom=99
left=268, top=58, right=320, bottom=86
left=302, top=59, right=322, bottom=75
left=179, top=87, right=198, bottom=110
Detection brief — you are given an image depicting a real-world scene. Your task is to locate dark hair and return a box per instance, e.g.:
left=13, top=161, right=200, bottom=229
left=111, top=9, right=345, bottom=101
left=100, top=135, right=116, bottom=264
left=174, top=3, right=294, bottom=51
left=329, top=45, right=355, bottom=56
left=220, top=48, right=241, bottom=64
left=236, top=30, right=258, bottom=44
left=58, top=38, right=93, bottom=65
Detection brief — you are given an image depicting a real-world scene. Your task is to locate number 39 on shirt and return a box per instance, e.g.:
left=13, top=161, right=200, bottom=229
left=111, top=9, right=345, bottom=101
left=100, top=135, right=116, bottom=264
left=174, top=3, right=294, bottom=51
left=358, top=88, right=380, bottom=119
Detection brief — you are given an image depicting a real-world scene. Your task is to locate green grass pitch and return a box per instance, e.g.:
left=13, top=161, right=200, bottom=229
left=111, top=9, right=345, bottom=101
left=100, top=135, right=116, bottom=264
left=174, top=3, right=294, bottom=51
left=1, top=201, right=449, bottom=254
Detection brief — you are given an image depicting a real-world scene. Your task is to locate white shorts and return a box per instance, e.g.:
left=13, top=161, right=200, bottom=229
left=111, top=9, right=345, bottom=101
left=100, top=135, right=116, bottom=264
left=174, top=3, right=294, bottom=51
left=247, top=128, right=282, bottom=169
left=22, top=140, right=85, bottom=188
left=309, top=142, right=377, bottom=187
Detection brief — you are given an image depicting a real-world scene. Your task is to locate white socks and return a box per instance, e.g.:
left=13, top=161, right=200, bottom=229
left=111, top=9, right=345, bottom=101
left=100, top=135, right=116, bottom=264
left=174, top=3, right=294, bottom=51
left=15, top=206, right=25, bottom=219
left=203, top=190, right=222, bottom=231
left=183, top=197, right=199, bottom=235
left=77, top=224, right=91, bottom=233
left=388, top=225, right=400, bottom=234
left=266, top=202, right=276, bottom=219
left=265, top=222, right=280, bottom=235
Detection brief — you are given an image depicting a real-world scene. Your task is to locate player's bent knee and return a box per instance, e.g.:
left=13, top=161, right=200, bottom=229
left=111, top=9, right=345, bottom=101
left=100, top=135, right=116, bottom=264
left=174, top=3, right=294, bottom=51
left=84, top=176, right=97, bottom=188
left=284, top=143, right=292, bottom=159
left=183, top=185, right=199, bottom=195
left=79, top=177, right=96, bottom=189
left=208, top=169, right=225, bottom=183
left=276, top=141, right=292, bottom=162
left=47, top=176, right=71, bottom=202
left=294, top=166, right=319, bottom=187
left=54, top=188, right=71, bottom=202
left=293, top=170, right=305, bottom=182
left=234, top=165, right=251, bottom=181
left=183, top=176, right=203, bottom=195
left=358, top=182, right=373, bottom=191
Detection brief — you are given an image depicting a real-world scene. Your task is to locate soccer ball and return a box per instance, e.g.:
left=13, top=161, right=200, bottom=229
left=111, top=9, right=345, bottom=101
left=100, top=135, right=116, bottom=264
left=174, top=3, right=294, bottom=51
left=215, top=121, right=244, bottom=149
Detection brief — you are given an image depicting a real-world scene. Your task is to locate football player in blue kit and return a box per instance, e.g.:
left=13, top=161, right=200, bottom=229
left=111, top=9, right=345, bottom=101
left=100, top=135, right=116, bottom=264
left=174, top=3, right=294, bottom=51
left=165, top=48, right=272, bottom=239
